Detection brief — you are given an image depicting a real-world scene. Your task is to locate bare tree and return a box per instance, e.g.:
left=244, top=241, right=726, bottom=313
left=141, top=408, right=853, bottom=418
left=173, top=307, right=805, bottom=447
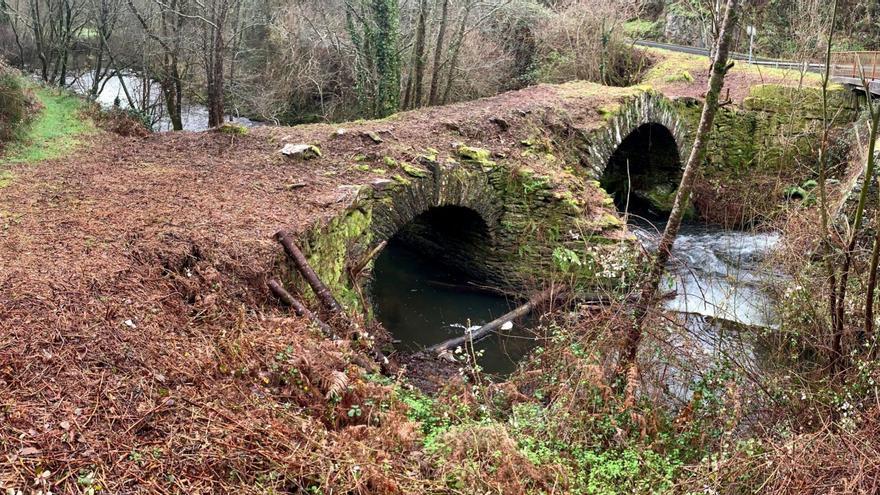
left=127, top=0, right=188, bottom=130
left=619, top=0, right=740, bottom=377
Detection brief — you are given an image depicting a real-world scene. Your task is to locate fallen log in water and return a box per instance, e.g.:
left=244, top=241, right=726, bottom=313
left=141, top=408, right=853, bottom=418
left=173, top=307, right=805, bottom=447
left=275, top=230, right=346, bottom=316
left=267, top=278, right=336, bottom=338
left=427, top=285, right=566, bottom=354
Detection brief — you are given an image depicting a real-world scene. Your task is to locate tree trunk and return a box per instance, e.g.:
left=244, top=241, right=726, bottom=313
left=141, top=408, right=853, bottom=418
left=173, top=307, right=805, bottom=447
left=410, top=0, right=429, bottom=108
left=440, top=0, right=472, bottom=105
left=860, top=110, right=880, bottom=339
left=206, top=5, right=226, bottom=128
left=619, top=0, right=740, bottom=372
left=817, top=0, right=839, bottom=354
left=267, top=278, right=336, bottom=338
left=831, top=83, right=880, bottom=371
left=275, top=230, right=346, bottom=316
left=371, top=0, right=400, bottom=117
left=427, top=0, right=448, bottom=106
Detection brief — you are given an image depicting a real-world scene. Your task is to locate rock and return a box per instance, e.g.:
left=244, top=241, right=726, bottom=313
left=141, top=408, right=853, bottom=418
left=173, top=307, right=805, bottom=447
left=333, top=128, right=348, bottom=137
left=643, top=183, right=676, bottom=213
left=490, top=117, right=510, bottom=131
left=363, top=131, right=384, bottom=144
left=371, top=178, right=394, bottom=191
left=281, top=143, right=321, bottom=160
left=455, top=145, right=495, bottom=169
left=216, top=122, right=248, bottom=135
left=401, top=162, right=428, bottom=178
left=664, top=10, right=705, bottom=47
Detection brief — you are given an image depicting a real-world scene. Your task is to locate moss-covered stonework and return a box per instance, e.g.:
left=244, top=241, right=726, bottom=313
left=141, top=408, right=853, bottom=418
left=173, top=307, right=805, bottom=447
left=290, top=152, right=642, bottom=314
left=674, top=83, right=860, bottom=225
left=582, top=91, right=692, bottom=178
left=677, top=84, right=857, bottom=174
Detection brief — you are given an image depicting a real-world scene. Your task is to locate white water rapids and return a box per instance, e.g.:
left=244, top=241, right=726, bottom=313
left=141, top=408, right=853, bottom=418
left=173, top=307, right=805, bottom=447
left=633, top=221, right=781, bottom=328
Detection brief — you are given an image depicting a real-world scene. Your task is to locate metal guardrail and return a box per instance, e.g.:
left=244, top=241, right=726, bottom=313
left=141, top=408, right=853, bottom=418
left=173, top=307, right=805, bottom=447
left=633, top=40, right=825, bottom=73
left=832, top=51, right=880, bottom=81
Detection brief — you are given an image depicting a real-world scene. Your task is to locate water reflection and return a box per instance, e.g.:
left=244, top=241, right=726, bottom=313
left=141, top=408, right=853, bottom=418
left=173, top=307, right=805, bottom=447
left=371, top=239, right=536, bottom=375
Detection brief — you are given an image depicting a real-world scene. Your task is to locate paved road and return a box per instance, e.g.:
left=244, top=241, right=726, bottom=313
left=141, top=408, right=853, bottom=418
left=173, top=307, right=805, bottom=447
left=635, top=40, right=880, bottom=96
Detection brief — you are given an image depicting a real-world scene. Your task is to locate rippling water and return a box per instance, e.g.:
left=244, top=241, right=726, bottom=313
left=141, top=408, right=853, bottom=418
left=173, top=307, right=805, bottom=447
left=67, top=72, right=259, bottom=132
left=632, top=220, right=781, bottom=328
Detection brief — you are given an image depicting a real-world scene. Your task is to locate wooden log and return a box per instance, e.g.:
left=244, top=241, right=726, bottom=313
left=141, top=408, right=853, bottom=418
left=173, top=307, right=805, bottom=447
left=267, top=278, right=336, bottom=338
left=350, top=240, right=388, bottom=278
left=427, top=286, right=564, bottom=354
left=275, top=230, right=345, bottom=315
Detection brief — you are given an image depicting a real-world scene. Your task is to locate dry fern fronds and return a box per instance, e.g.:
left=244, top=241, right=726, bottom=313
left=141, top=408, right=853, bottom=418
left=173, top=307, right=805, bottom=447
left=323, top=370, right=349, bottom=399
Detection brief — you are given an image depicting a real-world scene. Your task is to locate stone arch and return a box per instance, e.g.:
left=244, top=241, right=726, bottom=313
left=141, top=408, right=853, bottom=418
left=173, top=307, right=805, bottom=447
left=584, top=92, right=692, bottom=180
left=370, top=162, right=504, bottom=242
left=369, top=161, right=507, bottom=283
left=600, top=122, right=684, bottom=217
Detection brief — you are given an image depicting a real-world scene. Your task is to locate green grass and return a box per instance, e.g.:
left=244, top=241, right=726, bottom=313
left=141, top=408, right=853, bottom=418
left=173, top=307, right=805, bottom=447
left=1, top=87, right=96, bottom=166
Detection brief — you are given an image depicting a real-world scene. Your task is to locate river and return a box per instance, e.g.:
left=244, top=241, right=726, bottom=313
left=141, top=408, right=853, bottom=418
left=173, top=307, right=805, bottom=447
left=67, top=72, right=259, bottom=132
left=371, top=221, right=780, bottom=377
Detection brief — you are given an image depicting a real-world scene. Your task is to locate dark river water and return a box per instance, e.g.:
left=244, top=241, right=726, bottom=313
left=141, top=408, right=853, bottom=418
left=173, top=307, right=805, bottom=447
left=371, top=239, right=536, bottom=375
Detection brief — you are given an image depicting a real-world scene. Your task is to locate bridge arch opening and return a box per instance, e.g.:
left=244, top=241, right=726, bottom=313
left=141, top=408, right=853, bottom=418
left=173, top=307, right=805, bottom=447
left=599, top=122, right=683, bottom=220
left=370, top=205, right=532, bottom=374
left=382, top=205, right=493, bottom=280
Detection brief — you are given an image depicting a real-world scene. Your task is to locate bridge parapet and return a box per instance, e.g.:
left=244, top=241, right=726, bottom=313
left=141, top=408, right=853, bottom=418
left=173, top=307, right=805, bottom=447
left=832, top=51, right=880, bottom=96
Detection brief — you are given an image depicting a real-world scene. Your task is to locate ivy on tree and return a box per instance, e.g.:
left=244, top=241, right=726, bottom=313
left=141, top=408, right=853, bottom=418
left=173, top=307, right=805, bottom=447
left=346, top=0, right=401, bottom=118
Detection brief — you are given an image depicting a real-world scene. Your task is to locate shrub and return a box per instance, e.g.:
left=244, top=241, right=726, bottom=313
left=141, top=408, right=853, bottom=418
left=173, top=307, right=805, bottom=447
left=82, top=102, right=152, bottom=137
left=0, top=60, right=38, bottom=147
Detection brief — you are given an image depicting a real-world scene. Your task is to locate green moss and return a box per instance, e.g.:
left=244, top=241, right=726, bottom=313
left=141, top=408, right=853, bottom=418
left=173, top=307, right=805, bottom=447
left=641, top=49, right=706, bottom=87
left=0, top=170, right=13, bottom=188
left=216, top=122, right=248, bottom=135
left=392, top=174, right=411, bottom=185
left=664, top=71, right=694, bottom=83
left=401, top=162, right=428, bottom=178
left=644, top=184, right=677, bottom=213
left=623, top=19, right=661, bottom=39
left=743, top=84, right=856, bottom=119
left=455, top=145, right=496, bottom=169
left=594, top=213, right=622, bottom=230
left=598, top=103, right=622, bottom=120
left=382, top=156, right=398, bottom=168
left=422, top=148, right=439, bottom=161
left=298, top=206, right=374, bottom=312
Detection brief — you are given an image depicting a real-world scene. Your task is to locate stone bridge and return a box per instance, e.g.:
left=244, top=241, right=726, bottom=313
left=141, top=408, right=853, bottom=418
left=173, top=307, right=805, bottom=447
left=281, top=77, right=860, bottom=311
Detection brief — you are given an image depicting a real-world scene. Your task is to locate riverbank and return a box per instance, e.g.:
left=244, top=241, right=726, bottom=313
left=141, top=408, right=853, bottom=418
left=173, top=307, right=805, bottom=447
left=0, top=46, right=870, bottom=493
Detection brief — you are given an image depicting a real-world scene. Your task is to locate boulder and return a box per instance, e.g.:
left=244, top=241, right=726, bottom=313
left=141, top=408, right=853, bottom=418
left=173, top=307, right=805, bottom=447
left=280, top=143, right=321, bottom=160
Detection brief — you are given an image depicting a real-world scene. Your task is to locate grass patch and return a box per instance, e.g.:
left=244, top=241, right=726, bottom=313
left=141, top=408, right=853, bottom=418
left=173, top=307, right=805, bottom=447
left=1, top=87, right=96, bottom=165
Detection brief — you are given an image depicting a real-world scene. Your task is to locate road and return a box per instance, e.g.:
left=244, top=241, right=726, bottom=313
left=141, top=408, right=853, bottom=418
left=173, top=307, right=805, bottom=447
left=634, top=40, right=825, bottom=73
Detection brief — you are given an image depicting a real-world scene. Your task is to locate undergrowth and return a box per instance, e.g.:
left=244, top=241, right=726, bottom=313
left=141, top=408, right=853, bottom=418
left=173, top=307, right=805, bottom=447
left=389, top=317, right=740, bottom=494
